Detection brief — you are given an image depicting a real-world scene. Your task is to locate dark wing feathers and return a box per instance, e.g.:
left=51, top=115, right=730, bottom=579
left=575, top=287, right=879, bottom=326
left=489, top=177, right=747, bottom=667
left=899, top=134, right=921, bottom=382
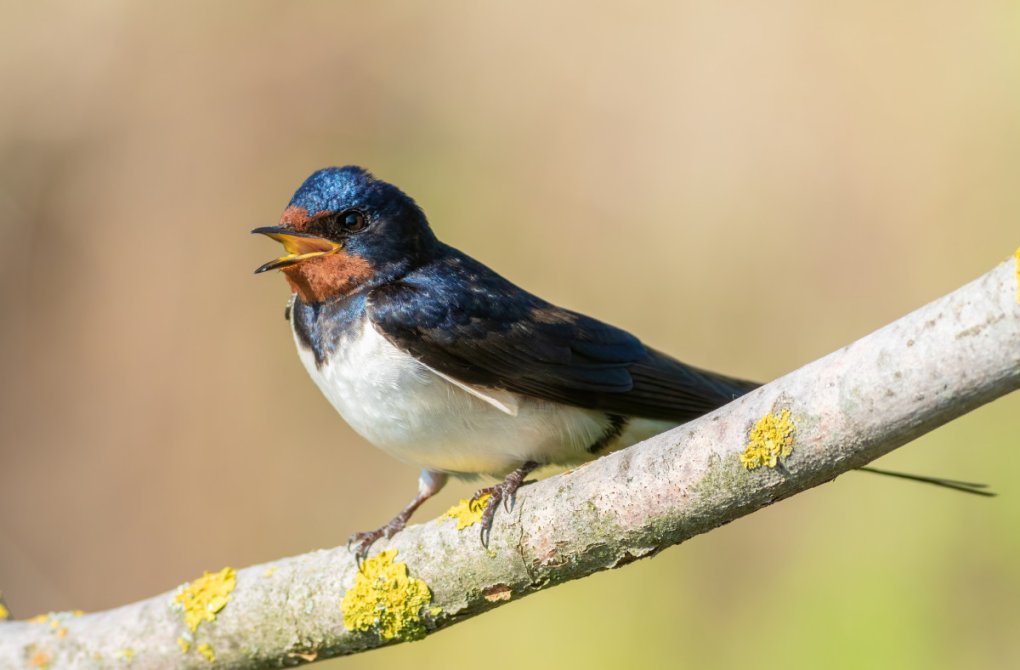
left=368, top=249, right=757, bottom=422
left=611, top=349, right=760, bottom=418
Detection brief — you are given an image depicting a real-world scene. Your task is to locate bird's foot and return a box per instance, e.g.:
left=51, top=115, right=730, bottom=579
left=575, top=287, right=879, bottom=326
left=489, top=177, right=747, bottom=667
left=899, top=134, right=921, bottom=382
left=347, top=516, right=408, bottom=566
left=473, top=461, right=538, bottom=547
left=346, top=472, right=449, bottom=566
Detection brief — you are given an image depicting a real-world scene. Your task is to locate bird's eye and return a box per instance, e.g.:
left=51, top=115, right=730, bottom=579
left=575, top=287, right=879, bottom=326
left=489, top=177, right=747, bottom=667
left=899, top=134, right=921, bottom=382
left=339, top=210, right=367, bottom=233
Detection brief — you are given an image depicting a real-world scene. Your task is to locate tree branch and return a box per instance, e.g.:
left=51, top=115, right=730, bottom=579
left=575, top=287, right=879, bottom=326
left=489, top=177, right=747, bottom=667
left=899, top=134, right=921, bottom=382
left=2, top=253, right=1018, bottom=669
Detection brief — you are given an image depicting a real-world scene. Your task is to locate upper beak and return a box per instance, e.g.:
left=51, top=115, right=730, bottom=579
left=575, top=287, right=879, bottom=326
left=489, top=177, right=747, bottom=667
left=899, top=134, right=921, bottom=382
left=251, top=226, right=342, bottom=274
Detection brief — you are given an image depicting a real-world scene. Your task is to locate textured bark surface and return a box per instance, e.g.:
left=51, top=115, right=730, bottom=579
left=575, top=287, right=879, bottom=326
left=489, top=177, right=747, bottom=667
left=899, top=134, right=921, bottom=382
left=2, top=255, right=1018, bottom=669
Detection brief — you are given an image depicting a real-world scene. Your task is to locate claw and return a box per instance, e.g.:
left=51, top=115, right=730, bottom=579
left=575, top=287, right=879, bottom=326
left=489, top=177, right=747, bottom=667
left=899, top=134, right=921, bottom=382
left=347, top=525, right=395, bottom=565
left=480, top=524, right=492, bottom=549
left=471, top=461, right=538, bottom=549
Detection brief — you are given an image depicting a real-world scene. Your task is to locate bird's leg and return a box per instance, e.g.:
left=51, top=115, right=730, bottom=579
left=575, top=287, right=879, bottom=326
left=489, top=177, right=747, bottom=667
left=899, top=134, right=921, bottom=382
left=473, top=461, right=539, bottom=547
left=349, top=470, right=448, bottom=561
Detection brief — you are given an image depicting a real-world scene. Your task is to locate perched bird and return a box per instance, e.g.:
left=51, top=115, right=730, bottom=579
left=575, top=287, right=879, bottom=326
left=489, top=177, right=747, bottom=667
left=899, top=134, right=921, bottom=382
left=254, top=166, right=990, bottom=555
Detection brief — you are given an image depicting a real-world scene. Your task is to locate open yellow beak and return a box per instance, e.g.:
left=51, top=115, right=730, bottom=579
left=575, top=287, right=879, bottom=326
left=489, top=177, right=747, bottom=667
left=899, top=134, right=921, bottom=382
left=251, top=227, right=342, bottom=274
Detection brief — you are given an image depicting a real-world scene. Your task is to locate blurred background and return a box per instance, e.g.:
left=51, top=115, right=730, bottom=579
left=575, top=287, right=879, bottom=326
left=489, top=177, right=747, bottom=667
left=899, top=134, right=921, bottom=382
left=1, top=1, right=1018, bottom=668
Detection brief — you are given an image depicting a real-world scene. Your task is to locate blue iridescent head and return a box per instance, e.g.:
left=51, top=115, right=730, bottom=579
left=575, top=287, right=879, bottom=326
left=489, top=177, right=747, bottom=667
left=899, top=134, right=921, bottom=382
left=253, top=166, right=437, bottom=303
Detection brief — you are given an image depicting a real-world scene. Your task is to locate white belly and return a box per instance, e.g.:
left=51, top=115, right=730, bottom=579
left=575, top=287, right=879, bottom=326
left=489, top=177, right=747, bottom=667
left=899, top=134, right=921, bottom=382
left=294, top=315, right=632, bottom=476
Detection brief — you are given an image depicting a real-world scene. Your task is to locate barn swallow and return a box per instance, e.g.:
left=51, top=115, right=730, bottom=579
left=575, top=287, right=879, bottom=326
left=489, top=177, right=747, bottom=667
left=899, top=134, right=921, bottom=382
left=254, top=167, right=991, bottom=556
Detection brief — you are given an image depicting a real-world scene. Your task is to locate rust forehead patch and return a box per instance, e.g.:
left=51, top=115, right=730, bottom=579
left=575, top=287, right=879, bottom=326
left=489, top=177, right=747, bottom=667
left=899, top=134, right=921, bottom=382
left=280, top=206, right=336, bottom=233
left=279, top=205, right=311, bottom=231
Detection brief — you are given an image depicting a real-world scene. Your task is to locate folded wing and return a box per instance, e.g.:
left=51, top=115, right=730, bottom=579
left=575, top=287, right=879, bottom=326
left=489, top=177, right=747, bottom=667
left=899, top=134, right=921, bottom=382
left=368, top=250, right=757, bottom=422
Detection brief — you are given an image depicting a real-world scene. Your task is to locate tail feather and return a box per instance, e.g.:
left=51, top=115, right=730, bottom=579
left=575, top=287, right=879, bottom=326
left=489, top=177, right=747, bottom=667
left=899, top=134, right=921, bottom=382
left=858, top=466, right=995, bottom=497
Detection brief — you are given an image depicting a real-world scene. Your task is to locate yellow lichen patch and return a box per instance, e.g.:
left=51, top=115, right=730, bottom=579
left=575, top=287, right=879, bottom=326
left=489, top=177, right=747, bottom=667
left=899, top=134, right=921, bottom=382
left=177, top=637, right=191, bottom=653
left=740, top=408, right=796, bottom=470
left=55, top=627, right=68, bottom=638
left=28, top=614, right=49, bottom=624
left=175, top=567, right=237, bottom=632
left=0, top=603, right=8, bottom=620
left=114, top=648, right=135, bottom=661
left=197, top=643, right=215, bottom=662
left=72, top=609, right=85, bottom=617
left=340, top=549, right=437, bottom=641
left=264, top=566, right=277, bottom=577
left=439, top=494, right=491, bottom=530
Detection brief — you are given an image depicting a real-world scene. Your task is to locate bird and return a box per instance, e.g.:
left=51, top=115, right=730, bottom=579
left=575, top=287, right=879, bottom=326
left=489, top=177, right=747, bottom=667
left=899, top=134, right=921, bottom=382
left=253, top=166, right=991, bottom=556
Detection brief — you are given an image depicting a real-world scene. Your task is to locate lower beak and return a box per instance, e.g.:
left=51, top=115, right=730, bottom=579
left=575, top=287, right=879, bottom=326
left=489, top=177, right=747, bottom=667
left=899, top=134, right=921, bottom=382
left=251, top=227, right=342, bottom=274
